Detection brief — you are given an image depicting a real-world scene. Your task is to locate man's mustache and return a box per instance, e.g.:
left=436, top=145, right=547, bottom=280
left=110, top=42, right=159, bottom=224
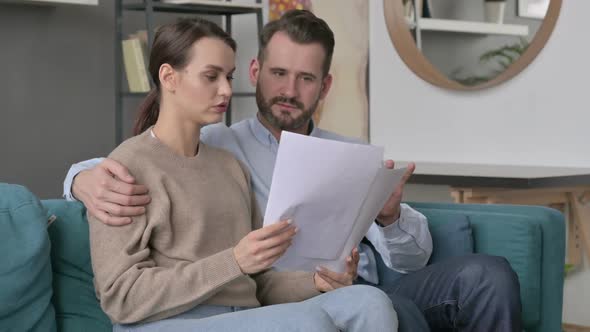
left=270, top=96, right=304, bottom=110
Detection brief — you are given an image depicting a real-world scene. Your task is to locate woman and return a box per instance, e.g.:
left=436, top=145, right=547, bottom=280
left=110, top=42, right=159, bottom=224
left=89, top=18, right=398, bottom=332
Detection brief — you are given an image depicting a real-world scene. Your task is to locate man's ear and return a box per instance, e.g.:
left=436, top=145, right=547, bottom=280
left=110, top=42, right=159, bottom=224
left=159, top=63, right=176, bottom=92
left=319, top=73, right=333, bottom=100
left=249, top=58, right=260, bottom=87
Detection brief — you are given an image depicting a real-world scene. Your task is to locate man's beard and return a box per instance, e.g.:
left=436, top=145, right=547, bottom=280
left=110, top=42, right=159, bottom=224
left=256, top=81, right=320, bottom=131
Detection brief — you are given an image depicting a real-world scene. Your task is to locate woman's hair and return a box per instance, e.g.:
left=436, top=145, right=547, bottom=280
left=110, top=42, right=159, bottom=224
left=133, top=18, right=237, bottom=135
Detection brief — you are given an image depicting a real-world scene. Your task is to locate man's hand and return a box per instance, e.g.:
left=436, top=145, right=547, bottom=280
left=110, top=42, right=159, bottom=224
left=233, top=220, right=297, bottom=275
left=72, top=158, right=151, bottom=226
left=376, top=161, right=416, bottom=227
left=314, top=248, right=360, bottom=292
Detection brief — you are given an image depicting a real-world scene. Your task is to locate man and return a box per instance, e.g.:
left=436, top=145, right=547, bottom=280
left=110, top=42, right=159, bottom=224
left=64, top=10, right=521, bottom=331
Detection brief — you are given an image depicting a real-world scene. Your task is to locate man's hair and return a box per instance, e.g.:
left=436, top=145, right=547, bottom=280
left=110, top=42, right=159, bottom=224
left=257, top=10, right=335, bottom=77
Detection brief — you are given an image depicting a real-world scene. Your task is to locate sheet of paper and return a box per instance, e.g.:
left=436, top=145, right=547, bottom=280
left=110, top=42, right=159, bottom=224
left=263, top=131, right=407, bottom=272
left=330, top=166, right=406, bottom=272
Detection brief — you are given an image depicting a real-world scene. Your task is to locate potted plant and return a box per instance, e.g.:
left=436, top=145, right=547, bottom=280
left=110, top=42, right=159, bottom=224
left=451, top=38, right=529, bottom=86
left=484, top=0, right=507, bottom=24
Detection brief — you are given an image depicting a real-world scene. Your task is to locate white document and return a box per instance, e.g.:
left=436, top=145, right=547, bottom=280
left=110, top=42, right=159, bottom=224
left=263, top=131, right=407, bottom=273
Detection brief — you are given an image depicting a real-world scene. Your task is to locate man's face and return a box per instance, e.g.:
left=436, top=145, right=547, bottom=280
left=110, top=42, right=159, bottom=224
left=250, top=32, right=332, bottom=132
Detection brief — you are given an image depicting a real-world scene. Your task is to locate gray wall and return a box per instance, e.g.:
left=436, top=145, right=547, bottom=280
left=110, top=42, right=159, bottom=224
left=0, top=2, right=220, bottom=198
left=1, top=2, right=114, bottom=199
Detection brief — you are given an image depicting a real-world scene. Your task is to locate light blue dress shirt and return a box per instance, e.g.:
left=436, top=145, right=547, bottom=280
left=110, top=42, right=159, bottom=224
left=64, top=117, right=432, bottom=284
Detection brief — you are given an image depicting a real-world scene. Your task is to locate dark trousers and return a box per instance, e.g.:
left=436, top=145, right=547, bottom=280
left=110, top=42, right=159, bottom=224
left=356, top=254, right=522, bottom=332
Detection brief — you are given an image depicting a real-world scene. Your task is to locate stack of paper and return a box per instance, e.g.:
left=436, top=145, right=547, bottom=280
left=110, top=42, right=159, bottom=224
left=263, top=132, right=407, bottom=273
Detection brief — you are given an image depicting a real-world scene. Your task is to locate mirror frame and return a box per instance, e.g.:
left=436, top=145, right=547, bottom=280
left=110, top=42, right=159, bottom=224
left=383, top=0, right=563, bottom=90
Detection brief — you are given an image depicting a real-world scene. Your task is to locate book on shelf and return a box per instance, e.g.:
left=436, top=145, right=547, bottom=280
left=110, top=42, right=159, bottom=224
left=128, top=30, right=148, bottom=47
left=121, top=38, right=150, bottom=93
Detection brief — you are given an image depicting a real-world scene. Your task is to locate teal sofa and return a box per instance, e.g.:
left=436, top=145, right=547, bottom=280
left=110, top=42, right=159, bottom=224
left=0, top=183, right=565, bottom=332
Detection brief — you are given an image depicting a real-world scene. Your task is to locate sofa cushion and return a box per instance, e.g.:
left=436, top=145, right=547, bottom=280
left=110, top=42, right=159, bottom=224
left=0, top=183, right=56, bottom=332
left=42, top=199, right=111, bottom=332
left=415, top=207, right=542, bottom=329
left=426, top=213, right=473, bottom=264
left=375, top=213, right=474, bottom=286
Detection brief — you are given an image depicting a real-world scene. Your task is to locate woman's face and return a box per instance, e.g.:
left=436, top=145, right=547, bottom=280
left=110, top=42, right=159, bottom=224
left=173, top=37, right=236, bottom=127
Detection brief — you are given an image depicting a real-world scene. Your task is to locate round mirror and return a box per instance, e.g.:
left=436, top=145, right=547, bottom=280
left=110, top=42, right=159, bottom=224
left=383, top=0, right=562, bottom=90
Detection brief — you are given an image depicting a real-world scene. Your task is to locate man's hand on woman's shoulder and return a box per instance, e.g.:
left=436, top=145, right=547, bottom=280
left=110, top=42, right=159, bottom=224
left=73, top=158, right=151, bottom=226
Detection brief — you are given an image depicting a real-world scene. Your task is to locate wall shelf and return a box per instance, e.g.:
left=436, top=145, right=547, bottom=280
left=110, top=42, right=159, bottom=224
left=407, top=17, right=529, bottom=37
left=1, top=0, right=99, bottom=5
left=420, top=18, right=529, bottom=36
left=124, top=1, right=262, bottom=15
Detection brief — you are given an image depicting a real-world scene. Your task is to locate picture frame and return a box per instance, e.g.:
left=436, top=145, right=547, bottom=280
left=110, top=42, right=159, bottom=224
left=518, top=0, right=550, bottom=19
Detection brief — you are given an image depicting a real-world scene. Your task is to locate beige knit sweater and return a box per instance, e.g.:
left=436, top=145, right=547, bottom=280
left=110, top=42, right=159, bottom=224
left=89, top=129, right=320, bottom=324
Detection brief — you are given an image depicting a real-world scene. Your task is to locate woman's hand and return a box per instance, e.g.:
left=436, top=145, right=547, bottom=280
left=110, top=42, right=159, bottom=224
left=314, top=248, right=360, bottom=292
left=233, top=220, right=297, bottom=274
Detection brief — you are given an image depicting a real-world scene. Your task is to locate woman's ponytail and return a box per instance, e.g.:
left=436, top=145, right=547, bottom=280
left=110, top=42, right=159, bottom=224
left=133, top=88, right=159, bottom=135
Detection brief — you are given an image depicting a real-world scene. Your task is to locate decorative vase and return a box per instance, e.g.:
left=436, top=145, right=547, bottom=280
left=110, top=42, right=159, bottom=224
left=484, top=1, right=506, bottom=24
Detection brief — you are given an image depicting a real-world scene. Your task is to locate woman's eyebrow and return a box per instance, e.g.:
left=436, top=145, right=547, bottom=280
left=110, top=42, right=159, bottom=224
left=203, top=64, right=236, bottom=73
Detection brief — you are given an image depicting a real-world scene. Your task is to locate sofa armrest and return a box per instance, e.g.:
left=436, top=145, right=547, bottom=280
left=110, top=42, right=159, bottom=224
left=409, top=202, right=565, bottom=332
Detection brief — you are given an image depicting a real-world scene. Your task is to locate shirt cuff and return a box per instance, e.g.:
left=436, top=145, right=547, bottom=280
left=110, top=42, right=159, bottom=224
left=357, top=243, right=380, bottom=284
left=63, top=157, right=105, bottom=201
left=375, top=204, right=411, bottom=240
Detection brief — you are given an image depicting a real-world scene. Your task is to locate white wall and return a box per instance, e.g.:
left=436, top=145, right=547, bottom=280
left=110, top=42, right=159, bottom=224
left=370, top=0, right=590, bottom=168
left=370, top=0, right=590, bottom=325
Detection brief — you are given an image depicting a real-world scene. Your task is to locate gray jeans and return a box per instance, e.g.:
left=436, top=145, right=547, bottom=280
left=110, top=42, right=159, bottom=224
left=113, top=284, right=398, bottom=332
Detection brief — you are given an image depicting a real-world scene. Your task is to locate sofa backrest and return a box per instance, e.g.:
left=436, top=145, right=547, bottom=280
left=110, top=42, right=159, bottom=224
left=0, top=184, right=56, bottom=332
left=43, top=199, right=111, bottom=332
